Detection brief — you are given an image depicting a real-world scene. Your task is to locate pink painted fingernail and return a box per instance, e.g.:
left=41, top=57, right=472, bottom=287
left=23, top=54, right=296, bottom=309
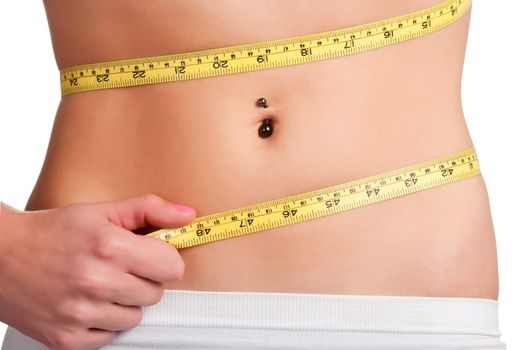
left=172, top=203, right=196, bottom=213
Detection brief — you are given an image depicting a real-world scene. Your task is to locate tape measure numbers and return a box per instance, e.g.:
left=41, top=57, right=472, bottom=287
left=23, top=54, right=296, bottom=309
left=146, top=147, right=480, bottom=249
left=60, top=0, right=471, bottom=96
left=56, top=0, right=477, bottom=247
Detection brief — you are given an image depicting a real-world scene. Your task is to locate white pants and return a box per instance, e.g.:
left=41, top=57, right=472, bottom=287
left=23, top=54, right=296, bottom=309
left=2, top=290, right=507, bottom=349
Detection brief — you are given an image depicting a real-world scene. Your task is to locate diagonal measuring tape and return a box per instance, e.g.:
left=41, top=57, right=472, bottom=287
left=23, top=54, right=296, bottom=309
left=55, top=0, right=477, bottom=248
left=146, top=147, right=480, bottom=249
left=59, top=0, right=471, bottom=96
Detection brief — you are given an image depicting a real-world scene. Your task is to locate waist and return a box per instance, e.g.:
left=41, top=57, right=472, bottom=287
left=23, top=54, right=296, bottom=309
left=42, top=79, right=473, bottom=213
left=28, top=87, right=499, bottom=298
left=29, top=0, right=497, bottom=299
left=45, top=0, right=470, bottom=205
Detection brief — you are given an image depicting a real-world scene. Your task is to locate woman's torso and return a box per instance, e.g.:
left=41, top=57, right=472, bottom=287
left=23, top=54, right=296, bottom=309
left=33, top=0, right=499, bottom=299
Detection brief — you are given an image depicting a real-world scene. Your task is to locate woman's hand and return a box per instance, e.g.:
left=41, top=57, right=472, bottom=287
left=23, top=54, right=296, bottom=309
left=0, top=194, right=196, bottom=350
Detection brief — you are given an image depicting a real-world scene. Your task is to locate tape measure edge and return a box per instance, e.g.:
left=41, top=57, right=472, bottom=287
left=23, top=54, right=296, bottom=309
left=149, top=146, right=478, bottom=234
left=58, top=0, right=470, bottom=76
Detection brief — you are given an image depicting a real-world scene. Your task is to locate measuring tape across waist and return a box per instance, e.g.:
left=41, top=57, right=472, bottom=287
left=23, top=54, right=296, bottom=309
left=60, top=0, right=471, bottom=96
left=146, top=147, right=480, bottom=249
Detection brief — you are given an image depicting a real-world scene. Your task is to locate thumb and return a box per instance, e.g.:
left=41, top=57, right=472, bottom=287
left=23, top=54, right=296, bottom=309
left=98, top=193, right=196, bottom=231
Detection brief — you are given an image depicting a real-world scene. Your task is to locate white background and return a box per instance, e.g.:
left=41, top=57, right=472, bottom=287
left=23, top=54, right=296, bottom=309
left=1, top=1, right=526, bottom=348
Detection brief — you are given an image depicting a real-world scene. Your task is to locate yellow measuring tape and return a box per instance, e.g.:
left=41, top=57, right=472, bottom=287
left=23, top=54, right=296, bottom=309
left=56, top=0, right=477, bottom=248
left=146, top=147, right=480, bottom=248
left=60, top=0, right=471, bottom=96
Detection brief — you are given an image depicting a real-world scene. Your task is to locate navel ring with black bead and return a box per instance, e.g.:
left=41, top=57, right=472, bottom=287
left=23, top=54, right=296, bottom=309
left=258, top=117, right=273, bottom=138
left=256, top=97, right=273, bottom=138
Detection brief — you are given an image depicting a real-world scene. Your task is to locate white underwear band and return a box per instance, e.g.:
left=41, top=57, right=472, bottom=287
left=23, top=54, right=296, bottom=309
left=2, top=290, right=507, bottom=350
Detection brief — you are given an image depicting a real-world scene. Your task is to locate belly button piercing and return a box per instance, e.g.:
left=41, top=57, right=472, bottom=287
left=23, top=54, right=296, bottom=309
left=257, top=97, right=268, bottom=108
left=256, top=97, right=273, bottom=138
left=258, top=117, right=273, bottom=138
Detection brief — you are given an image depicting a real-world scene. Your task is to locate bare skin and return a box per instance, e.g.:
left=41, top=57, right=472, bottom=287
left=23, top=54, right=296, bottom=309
left=33, top=0, right=499, bottom=299
left=0, top=196, right=195, bottom=349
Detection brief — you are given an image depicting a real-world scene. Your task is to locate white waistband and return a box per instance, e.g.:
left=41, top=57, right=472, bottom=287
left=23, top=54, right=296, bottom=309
left=139, top=290, right=501, bottom=336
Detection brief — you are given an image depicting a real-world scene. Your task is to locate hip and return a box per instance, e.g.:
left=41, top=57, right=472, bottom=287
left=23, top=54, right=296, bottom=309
left=26, top=102, right=500, bottom=297
left=163, top=170, right=499, bottom=299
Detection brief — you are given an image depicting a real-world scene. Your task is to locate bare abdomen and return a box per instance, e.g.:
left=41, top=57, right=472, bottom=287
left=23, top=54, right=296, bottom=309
left=30, top=0, right=499, bottom=299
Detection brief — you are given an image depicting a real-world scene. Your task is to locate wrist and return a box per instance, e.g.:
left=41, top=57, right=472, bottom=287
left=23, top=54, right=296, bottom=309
left=0, top=202, right=27, bottom=263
